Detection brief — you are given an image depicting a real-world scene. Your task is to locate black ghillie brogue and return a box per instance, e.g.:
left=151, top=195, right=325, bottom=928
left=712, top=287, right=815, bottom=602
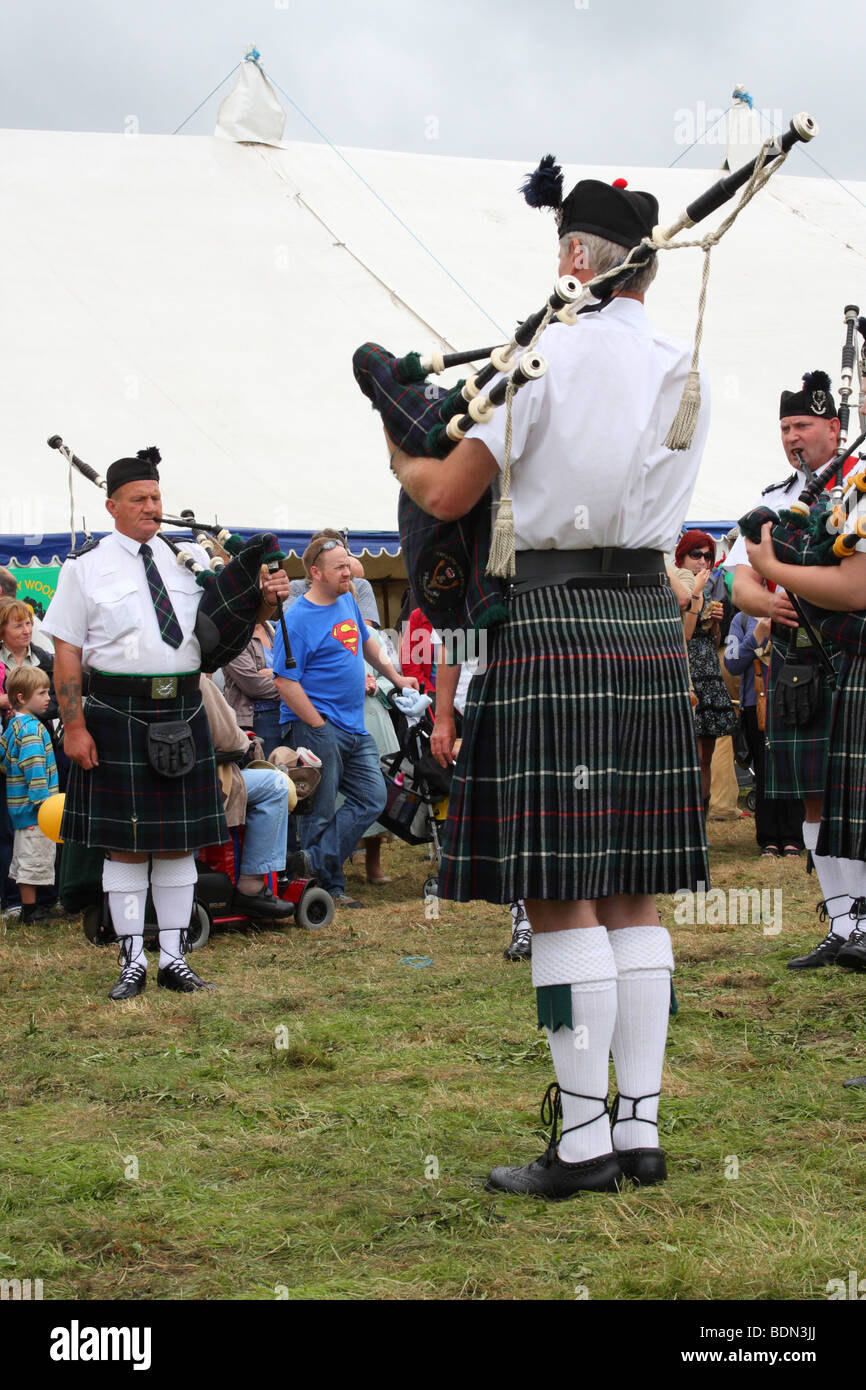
left=485, top=1083, right=623, bottom=1199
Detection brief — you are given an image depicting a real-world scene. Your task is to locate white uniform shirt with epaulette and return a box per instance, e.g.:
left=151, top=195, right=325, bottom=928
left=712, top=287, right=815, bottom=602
left=466, top=297, right=711, bottom=552
left=724, top=467, right=808, bottom=571
left=40, top=530, right=209, bottom=674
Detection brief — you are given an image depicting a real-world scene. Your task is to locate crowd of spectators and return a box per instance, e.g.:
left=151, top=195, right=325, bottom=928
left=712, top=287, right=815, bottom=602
left=0, top=525, right=789, bottom=938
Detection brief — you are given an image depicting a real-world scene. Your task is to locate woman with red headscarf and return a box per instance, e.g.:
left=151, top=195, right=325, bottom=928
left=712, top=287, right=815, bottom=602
left=675, top=531, right=737, bottom=811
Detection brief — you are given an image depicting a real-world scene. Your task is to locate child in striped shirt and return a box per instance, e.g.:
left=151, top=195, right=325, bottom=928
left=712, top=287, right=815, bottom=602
left=0, top=666, right=60, bottom=923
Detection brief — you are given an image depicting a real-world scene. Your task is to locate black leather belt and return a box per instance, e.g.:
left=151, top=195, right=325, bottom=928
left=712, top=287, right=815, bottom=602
left=509, top=548, right=668, bottom=595
left=89, top=670, right=201, bottom=700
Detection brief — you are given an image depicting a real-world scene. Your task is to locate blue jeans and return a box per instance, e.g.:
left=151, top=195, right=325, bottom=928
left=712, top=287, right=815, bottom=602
left=297, top=720, right=387, bottom=894
left=239, top=768, right=290, bottom=876
left=253, top=704, right=284, bottom=758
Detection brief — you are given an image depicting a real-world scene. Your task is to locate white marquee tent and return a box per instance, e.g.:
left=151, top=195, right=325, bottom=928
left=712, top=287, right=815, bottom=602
left=2, top=74, right=865, bottom=562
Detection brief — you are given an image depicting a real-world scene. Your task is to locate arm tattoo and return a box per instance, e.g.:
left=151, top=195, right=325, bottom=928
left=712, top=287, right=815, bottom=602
left=57, top=679, right=82, bottom=722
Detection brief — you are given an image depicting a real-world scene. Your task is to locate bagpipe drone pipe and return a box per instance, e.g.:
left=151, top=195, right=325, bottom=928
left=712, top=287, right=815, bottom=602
left=737, top=307, right=866, bottom=656
left=47, top=436, right=293, bottom=671
left=352, top=113, right=818, bottom=633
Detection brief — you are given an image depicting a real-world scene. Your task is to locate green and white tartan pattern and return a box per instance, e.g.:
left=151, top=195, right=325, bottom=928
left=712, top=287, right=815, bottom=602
left=438, top=582, right=709, bottom=903
left=818, top=653, right=866, bottom=858
left=764, top=646, right=833, bottom=799
left=62, top=686, right=226, bottom=853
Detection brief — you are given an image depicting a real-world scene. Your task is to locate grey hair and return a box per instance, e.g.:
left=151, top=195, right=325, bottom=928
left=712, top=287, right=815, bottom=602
left=559, top=230, right=658, bottom=295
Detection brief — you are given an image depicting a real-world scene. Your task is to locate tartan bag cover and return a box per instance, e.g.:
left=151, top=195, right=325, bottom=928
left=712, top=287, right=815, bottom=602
left=353, top=341, right=507, bottom=632
left=195, top=532, right=285, bottom=672
left=739, top=499, right=866, bottom=654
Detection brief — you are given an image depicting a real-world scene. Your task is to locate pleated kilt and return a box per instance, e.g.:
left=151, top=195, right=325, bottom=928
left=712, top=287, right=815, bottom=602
left=61, top=684, right=227, bottom=853
left=438, top=582, right=709, bottom=903
left=764, top=646, right=833, bottom=799
left=818, top=653, right=866, bottom=858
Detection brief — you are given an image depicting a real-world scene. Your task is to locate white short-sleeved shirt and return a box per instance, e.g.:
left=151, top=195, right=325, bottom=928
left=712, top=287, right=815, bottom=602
left=723, top=468, right=805, bottom=571
left=40, top=529, right=208, bottom=674
left=467, top=297, right=711, bottom=553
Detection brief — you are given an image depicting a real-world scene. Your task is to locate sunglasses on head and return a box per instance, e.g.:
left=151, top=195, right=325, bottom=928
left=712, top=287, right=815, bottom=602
left=687, top=548, right=714, bottom=562
left=310, top=538, right=341, bottom=566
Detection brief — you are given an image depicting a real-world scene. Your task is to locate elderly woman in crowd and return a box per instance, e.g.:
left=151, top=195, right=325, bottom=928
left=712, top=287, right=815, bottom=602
left=674, top=531, right=737, bottom=811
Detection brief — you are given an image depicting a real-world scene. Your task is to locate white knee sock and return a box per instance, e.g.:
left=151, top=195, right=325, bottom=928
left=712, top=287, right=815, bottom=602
left=609, top=926, right=675, bottom=1152
left=532, top=928, right=617, bottom=1163
left=103, top=859, right=149, bottom=969
left=150, top=856, right=197, bottom=968
left=804, top=821, right=857, bottom=939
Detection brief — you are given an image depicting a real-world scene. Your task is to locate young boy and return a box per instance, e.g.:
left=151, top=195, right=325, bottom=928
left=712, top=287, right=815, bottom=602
left=0, top=666, right=60, bottom=923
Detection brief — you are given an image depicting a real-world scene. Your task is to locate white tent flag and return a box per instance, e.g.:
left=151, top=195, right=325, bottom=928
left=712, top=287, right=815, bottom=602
left=723, top=86, right=766, bottom=171
left=215, top=49, right=286, bottom=147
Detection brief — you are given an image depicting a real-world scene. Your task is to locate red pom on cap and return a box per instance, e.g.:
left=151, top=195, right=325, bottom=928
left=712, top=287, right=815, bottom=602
left=612, top=178, right=628, bottom=188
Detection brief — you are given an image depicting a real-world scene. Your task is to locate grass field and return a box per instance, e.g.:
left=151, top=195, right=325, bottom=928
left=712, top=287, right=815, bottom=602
left=2, top=815, right=865, bottom=1302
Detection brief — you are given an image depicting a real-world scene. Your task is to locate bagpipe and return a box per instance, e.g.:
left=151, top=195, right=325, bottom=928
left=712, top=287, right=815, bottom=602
left=47, top=436, right=294, bottom=672
left=737, top=307, right=866, bottom=654
left=353, top=113, right=818, bottom=633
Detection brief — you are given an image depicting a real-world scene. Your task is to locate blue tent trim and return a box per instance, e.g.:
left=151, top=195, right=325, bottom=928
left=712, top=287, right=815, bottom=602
left=0, top=528, right=406, bottom=566
left=0, top=522, right=737, bottom=567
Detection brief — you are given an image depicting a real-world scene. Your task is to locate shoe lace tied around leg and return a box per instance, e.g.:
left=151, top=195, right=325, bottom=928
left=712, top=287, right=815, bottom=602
left=847, top=898, right=866, bottom=941
left=539, top=1082, right=610, bottom=1166
left=610, top=1091, right=661, bottom=1131
left=816, top=895, right=852, bottom=924
left=117, top=935, right=145, bottom=981
left=160, top=927, right=196, bottom=981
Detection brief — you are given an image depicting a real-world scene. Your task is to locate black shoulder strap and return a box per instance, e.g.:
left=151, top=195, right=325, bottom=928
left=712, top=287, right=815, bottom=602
left=761, top=474, right=798, bottom=497
left=67, top=536, right=102, bottom=559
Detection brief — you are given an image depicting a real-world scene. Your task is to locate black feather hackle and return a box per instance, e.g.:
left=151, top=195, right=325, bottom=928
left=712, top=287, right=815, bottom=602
left=519, top=154, right=563, bottom=210
left=802, top=370, right=831, bottom=393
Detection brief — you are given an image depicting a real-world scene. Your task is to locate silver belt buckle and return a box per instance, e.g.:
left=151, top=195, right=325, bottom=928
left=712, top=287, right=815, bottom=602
left=151, top=676, right=178, bottom=699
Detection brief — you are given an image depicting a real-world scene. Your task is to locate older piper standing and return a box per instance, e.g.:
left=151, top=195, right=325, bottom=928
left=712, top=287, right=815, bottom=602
left=387, top=170, right=711, bottom=1197
left=40, top=447, right=289, bottom=999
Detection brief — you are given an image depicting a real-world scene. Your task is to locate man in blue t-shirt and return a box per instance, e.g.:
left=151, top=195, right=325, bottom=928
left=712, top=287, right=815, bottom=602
left=272, top=534, right=418, bottom=906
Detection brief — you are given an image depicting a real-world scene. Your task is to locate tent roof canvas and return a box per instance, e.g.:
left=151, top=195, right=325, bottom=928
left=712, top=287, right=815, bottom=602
left=1, top=125, right=864, bottom=546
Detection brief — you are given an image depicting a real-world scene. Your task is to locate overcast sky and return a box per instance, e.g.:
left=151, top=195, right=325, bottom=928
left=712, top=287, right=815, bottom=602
left=2, top=0, right=864, bottom=185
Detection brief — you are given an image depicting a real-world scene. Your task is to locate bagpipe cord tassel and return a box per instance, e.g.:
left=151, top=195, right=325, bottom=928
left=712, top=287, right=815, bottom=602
left=662, top=135, right=788, bottom=452
left=486, top=375, right=519, bottom=577
left=486, top=306, right=554, bottom=579
left=664, top=246, right=710, bottom=451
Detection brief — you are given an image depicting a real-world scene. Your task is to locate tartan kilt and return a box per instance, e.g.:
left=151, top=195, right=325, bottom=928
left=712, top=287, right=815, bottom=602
left=818, top=653, right=866, bottom=857
left=61, top=684, right=227, bottom=853
left=764, top=646, right=833, bottom=799
left=437, top=582, right=709, bottom=903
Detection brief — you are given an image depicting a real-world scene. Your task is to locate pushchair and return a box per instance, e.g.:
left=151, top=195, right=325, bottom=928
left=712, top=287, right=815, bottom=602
left=377, top=694, right=453, bottom=900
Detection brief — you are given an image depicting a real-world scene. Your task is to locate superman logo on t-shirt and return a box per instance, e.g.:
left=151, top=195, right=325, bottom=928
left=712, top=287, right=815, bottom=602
left=331, top=619, right=359, bottom=655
